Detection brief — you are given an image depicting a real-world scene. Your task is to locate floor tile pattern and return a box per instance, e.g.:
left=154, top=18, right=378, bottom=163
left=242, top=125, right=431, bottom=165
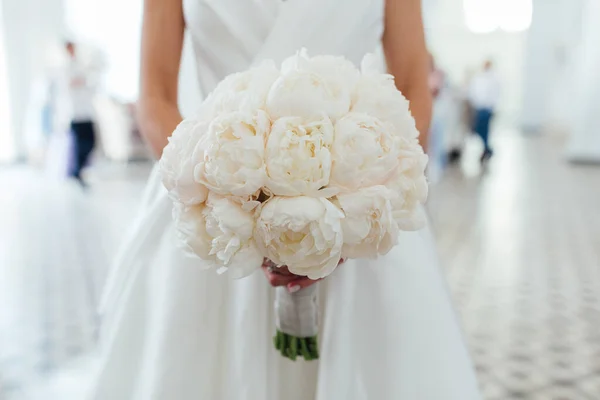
left=429, top=133, right=600, bottom=399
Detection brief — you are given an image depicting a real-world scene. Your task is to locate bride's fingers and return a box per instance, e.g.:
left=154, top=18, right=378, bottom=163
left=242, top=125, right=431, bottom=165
left=262, top=259, right=293, bottom=276
left=262, top=259, right=344, bottom=288
left=286, top=276, right=322, bottom=293
left=273, top=265, right=292, bottom=275
left=284, top=259, right=344, bottom=292
left=261, top=265, right=297, bottom=287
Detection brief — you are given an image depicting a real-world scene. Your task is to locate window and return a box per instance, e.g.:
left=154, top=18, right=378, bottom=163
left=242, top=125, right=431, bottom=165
left=463, top=0, right=533, bottom=33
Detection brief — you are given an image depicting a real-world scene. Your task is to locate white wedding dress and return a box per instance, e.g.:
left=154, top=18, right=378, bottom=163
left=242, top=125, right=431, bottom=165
left=43, top=0, right=481, bottom=398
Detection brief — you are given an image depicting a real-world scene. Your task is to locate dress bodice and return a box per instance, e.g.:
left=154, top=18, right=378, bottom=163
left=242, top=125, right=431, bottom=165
left=183, top=0, right=385, bottom=96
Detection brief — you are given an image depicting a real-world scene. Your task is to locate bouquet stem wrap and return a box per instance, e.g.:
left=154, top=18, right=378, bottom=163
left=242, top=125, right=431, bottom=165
left=273, top=284, right=319, bottom=361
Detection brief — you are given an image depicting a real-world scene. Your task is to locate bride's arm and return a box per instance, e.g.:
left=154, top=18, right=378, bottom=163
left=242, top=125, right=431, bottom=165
left=137, top=0, right=185, bottom=158
left=383, top=0, right=432, bottom=150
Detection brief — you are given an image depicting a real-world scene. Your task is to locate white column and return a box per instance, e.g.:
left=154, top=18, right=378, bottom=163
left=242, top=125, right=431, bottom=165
left=0, top=3, right=15, bottom=162
left=565, top=0, right=600, bottom=162
left=1, top=0, right=66, bottom=160
left=519, top=0, right=583, bottom=132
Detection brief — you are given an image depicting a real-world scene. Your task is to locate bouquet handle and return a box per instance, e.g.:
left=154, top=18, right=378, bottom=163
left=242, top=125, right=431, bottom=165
left=273, top=284, right=319, bottom=360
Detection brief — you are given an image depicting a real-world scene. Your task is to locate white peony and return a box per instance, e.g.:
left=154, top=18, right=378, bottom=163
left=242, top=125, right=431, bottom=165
left=330, top=112, right=400, bottom=192
left=255, top=196, right=344, bottom=279
left=265, top=116, right=335, bottom=196
left=172, top=193, right=263, bottom=278
left=388, top=138, right=429, bottom=231
left=394, top=205, right=428, bottom=232
left=198, top=61, right=280, bottom=119
left=160, top=119, right=209, bottom=206
left=336, top=186, right=399, bottom=259
left=351, top=57, right=419, bottom=140
left=194, top=110, right=270, bottom=198
left=266, top=50, right=357, bottom=121
left=291, top=53, right=360, bottom=92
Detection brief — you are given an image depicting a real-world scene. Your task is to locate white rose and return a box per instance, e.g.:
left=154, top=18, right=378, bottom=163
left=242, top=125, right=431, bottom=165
left=330, top=112, right=400, bottom=192
left=336, top=186, right=399, bottom=259
left=352, top=63, right=419, bottom=140
left=159, top=119, right=209, bottom=206
left=256, top=196, right=344, bottom=279
left=198, top=61, right=280, bottom=119
left=266, top=50, right=357, bottom=121
left=265, top=116, right=334, bottom=196
left=388, top=139, right=429, bottom=231
left=172, top=193, right=263, bottom=278
left=194, top=110, right=270, bottom=198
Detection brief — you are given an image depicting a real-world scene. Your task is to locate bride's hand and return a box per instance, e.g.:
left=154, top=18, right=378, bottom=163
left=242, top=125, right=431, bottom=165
left=261, top=258, right=345, bottom=293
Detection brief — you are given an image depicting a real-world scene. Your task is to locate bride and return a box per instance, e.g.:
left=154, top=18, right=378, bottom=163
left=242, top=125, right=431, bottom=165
left=74, top=0, right=482, bottom=398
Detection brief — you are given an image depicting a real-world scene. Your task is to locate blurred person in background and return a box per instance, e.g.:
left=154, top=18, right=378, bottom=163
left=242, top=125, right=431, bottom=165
left=461, top=69, right=475, bottom=136
left=445, top=70, right=474, bottom=164
left=469, top=59, right=500, bottom=163
left=428, top=53, right=444, bottom=99
left=427, top=53, right=447, bottom=180
left=64, top=41, right=98, bottom=186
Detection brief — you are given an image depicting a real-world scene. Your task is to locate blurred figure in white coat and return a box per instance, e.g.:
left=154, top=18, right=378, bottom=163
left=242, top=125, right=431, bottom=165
left=64, top=41, right=98, bottom=186
left=469, top=59, right=500, bottom=163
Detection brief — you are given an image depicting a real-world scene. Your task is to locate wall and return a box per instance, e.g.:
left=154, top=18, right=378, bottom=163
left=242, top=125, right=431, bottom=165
left=565, top=0, right=600, bottom=162
left=520, top=0, right=583, bottom=132
left=64, top=0, right=142, bottom=103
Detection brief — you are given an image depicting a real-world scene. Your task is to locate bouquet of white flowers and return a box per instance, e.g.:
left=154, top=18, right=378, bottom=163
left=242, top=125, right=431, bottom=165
left=159, top=49, right=428, bottom=361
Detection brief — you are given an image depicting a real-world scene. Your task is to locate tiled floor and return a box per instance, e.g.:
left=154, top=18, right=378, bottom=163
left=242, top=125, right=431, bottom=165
left=0, top=163, right=148, bottom=399
left=1, top=133, right=600, bottom=399
left=429, top=133, right=600, bottom=399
